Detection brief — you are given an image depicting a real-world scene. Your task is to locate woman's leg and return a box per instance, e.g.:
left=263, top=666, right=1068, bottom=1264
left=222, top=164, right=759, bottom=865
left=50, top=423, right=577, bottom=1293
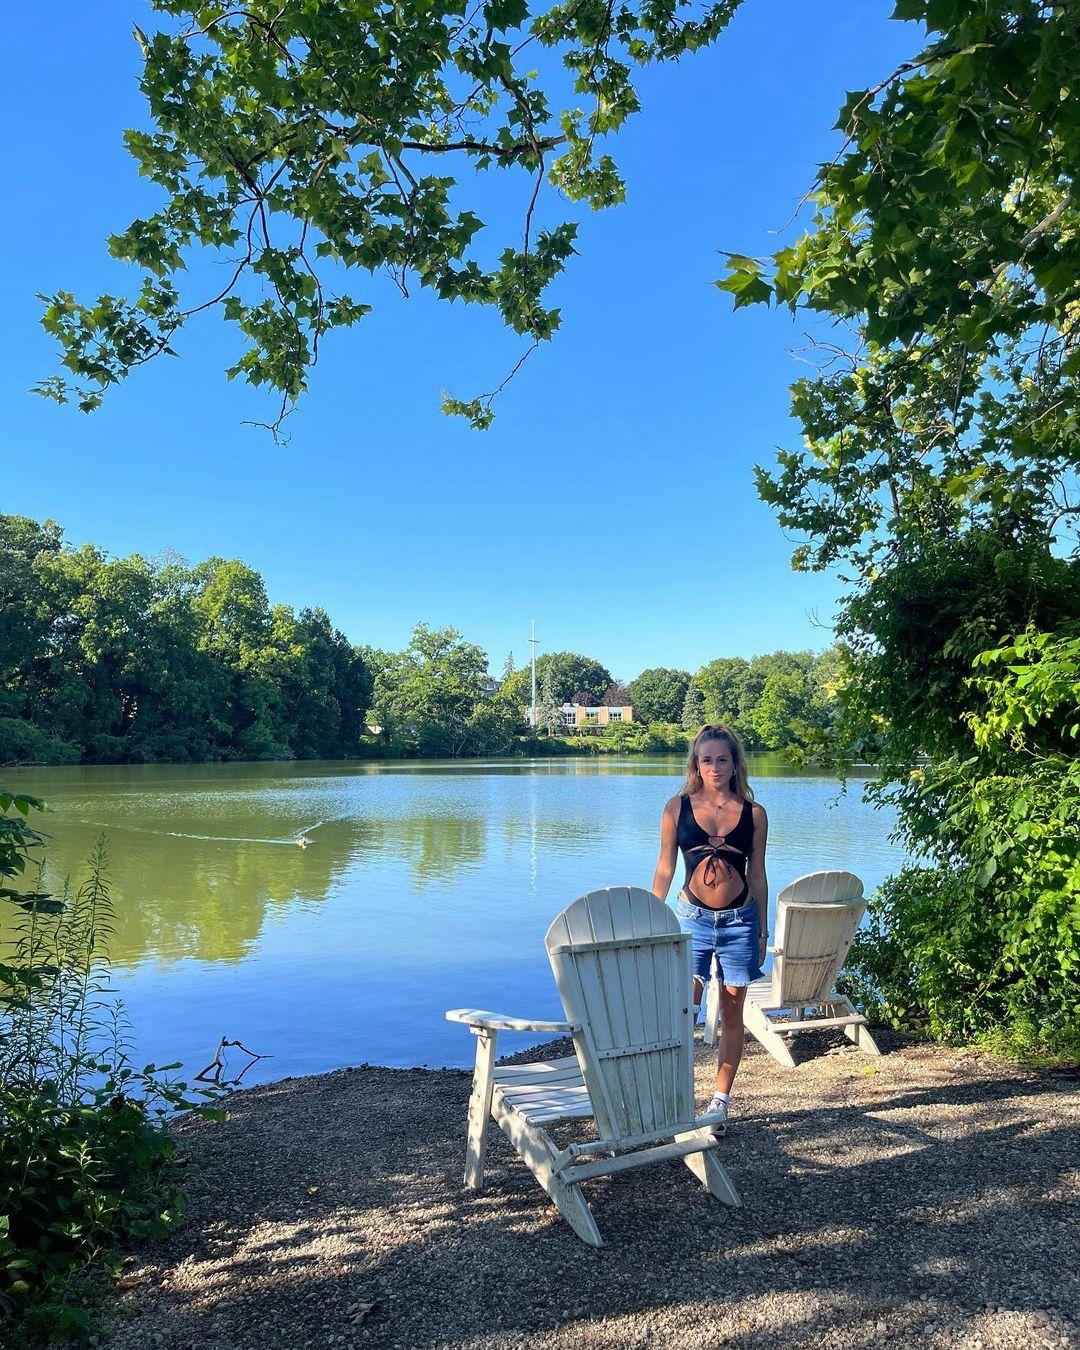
left=713, top=984, right=748, bottom=1094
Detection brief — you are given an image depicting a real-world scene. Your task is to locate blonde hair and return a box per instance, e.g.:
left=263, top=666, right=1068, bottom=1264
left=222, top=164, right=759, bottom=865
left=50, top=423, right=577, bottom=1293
left=680, top=724, right=754, bottom=801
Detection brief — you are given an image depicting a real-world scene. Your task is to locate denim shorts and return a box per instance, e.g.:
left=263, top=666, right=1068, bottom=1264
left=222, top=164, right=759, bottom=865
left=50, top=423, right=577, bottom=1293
left=672, top=893, right=763, bottom=988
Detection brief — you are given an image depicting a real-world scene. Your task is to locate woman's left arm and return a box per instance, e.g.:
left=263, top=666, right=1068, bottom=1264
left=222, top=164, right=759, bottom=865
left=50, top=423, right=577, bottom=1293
left=748, top=803, right=769, bottom=963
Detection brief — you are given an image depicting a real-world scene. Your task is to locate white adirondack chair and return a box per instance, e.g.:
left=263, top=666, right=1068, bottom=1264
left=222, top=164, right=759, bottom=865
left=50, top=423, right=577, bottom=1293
left=703, top=870, right=881, bottom=1067
left=446, top=886, right=741, bottom=1246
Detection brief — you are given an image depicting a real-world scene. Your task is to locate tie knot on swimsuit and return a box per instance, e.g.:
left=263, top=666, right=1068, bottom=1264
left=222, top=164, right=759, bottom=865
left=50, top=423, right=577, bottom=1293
left=686, top=838, right=744, bottom=888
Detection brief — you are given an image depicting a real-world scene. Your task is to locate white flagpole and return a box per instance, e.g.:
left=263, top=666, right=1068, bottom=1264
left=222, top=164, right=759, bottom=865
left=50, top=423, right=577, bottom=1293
left=529, top=619, right=538, bottom=729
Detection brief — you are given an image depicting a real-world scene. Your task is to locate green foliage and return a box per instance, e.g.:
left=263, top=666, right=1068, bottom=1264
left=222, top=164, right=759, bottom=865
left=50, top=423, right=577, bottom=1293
left=372, top=624, right=524, bottom=757
left=689, top=649, right=842, bottom=751
left=38, top=0, right=743, bottom=433
left=3, top=510, right=847, bottom=764
left=0, top=515, right=372, bottom=765
left=528, top=720, right=687, bottom=756
left=839, top=533, right=1078, bottom=770
left=0, top=788, right=47, bottom=1016
left=497, top=651, right=612, bottom=713
left=731, top=1, right=1080, bottom=1059
left=537, top=663, right=562, bottom=738
left=693, top=656, right=749, bottom=729
left=679, top=679, right=704, bottom=732
left=750, top=669, right=807, bottom=751
left=625, top=668, right=690, bottom=725
left=498, top=665, right=533, bottom=711
left=856, top=624, right=1080, bottom=1062
left=639, top=721, right=688, bottom=753
left=0, top=812, right=221, bottom=1344
left=734, top=2, right=1079, bottom=582
left=537, top=651, right=613, bottom=706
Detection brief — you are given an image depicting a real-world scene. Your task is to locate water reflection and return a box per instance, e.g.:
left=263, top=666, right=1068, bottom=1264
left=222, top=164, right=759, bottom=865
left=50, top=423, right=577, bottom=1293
left=356, top=814, right=487, bottom=887
left=15, top=814, right=368, bottom=965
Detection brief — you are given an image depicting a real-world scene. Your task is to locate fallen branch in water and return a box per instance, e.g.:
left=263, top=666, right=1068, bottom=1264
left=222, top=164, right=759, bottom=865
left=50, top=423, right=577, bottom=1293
left=194, top=1037, right=271, bottom=1087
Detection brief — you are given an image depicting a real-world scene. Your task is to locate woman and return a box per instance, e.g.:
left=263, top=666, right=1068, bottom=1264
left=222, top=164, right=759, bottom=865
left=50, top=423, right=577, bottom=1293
left=651, top=724, right=769, bottom=1127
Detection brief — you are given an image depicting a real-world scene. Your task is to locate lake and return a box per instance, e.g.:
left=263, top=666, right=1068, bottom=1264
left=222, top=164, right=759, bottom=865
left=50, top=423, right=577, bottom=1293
left=2, top=757, right=905, bottom=1085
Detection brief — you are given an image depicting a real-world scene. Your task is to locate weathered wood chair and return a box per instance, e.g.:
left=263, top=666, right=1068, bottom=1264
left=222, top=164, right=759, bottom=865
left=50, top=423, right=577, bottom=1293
left=703, top=869, right=881, bottom=1067
left=446, top=885, right=741, bottom=1246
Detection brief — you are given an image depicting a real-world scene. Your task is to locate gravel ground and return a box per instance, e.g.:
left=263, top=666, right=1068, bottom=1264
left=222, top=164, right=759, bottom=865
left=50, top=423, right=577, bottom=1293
left=102, top=1031, right=1078, bottom=1350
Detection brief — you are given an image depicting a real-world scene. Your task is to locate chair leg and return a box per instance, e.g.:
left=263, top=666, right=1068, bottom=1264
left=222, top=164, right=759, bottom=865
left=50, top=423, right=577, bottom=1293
left=464, top=1030, right=497, bottom=1190
left=688, top=1149, right=742, bottom=1207
left=840, top=1000, right=882, bottom=1055
left=678, top=1129, right=742, bottom=1207
left=493, top=1098, right=603, bottom=1246
left=744, top=1001, right=797, bottom=1068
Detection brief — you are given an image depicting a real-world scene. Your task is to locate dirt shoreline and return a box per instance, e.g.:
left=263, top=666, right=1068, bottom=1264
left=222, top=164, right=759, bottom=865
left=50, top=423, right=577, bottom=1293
left=103, top=1030, right=1078, bottom=1350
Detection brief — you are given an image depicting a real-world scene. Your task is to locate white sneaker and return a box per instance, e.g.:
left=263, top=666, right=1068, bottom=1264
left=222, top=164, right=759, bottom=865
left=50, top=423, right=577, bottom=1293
left=704, top=1092, right=729, bottom=1132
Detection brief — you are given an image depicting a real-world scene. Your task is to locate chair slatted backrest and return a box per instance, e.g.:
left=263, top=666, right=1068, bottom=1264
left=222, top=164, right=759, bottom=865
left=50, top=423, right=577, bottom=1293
left=545, top=887, right=695, bottom=1144
left=771, top=870, right=866, bottom=1006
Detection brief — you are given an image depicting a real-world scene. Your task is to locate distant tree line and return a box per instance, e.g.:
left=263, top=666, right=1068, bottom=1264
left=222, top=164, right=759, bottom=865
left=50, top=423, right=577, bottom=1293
left=1, top=514, right=841, bottom=765
left=0, top=515, right=371, bottom=764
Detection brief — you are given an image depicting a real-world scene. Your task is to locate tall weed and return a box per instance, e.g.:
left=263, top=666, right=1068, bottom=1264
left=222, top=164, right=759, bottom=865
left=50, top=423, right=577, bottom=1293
left=1, top=802, right=220, bottom=1346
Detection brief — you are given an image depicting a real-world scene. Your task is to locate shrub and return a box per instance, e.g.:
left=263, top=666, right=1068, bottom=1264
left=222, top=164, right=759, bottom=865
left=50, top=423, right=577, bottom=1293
left=1, top=801, right=220, bottom=1345
left=0, top=721, right=80, bottom=767
left=643, top=722, right=688, bottom=752
left=842, top=863, right=1080, bottom=1067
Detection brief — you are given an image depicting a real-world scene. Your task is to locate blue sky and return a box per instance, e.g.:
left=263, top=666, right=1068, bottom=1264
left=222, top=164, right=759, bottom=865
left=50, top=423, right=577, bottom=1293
left=2, top=2, right=918, bottom=682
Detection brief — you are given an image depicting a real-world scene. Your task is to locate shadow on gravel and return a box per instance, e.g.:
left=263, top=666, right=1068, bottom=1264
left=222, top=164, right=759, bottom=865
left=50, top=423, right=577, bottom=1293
left=105, top=1038, right=1079, bottom=1350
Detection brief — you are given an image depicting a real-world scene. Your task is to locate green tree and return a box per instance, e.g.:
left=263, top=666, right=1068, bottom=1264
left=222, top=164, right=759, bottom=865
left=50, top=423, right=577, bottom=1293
left=373, top=623, right=495, bottom=757
left=680, top=680, right=704, bottom=732
left=626, top=668, right=690, bottom=724
left=693, top=657, right=750, bottom=730
left=0, top=517, right=77, bottom=762
left=38, top=0, right=743, bottom=433
left=807, top=646, right=844, bottom=739
left=534, top=652, right=612, bottom=706
left=491, top=654, right=601, bottom=716
left=497, top=665, right=532, bottom=712
left=538, top=664, right=562, bottom=738
left=728, top=0, right=1080, bottom=1059
left=749, top=669, right=808, bottom=751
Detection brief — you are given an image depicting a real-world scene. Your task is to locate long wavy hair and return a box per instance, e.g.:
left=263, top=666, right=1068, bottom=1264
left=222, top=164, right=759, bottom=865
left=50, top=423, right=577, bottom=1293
left=680, top=724, right=754, bottom=801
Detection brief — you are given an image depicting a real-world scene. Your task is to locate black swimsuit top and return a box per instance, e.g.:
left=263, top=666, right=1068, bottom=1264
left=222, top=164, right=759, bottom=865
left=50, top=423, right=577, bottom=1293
left=677, top=794, right=754, bottom=909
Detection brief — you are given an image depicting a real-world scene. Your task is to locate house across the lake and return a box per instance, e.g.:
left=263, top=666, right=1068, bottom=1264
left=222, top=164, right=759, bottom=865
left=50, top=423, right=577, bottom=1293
left=560, top=685, right=634, bottom=732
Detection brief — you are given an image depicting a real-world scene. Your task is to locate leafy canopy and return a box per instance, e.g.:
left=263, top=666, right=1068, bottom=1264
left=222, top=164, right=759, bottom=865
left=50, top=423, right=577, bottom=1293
left=37, top=0, right=741, bottom=434
left=625, top=667, right=690, bottom=724
left=372, top=622, right=520, bottom=756
left=721, top=0, right=1080, bottom=578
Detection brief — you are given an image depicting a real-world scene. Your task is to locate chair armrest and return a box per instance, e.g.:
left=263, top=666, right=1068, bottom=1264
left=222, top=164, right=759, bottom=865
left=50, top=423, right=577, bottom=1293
left=445, top=1008, right=576, bottom=1034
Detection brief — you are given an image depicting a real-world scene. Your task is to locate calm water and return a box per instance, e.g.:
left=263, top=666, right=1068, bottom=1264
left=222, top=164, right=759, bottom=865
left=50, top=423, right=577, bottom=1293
left=2, top=757, right=905, bottom=1084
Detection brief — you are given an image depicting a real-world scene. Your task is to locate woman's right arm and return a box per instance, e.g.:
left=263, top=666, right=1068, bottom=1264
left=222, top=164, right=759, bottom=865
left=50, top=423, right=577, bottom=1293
left=651, top=797, right=680, bottom=900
